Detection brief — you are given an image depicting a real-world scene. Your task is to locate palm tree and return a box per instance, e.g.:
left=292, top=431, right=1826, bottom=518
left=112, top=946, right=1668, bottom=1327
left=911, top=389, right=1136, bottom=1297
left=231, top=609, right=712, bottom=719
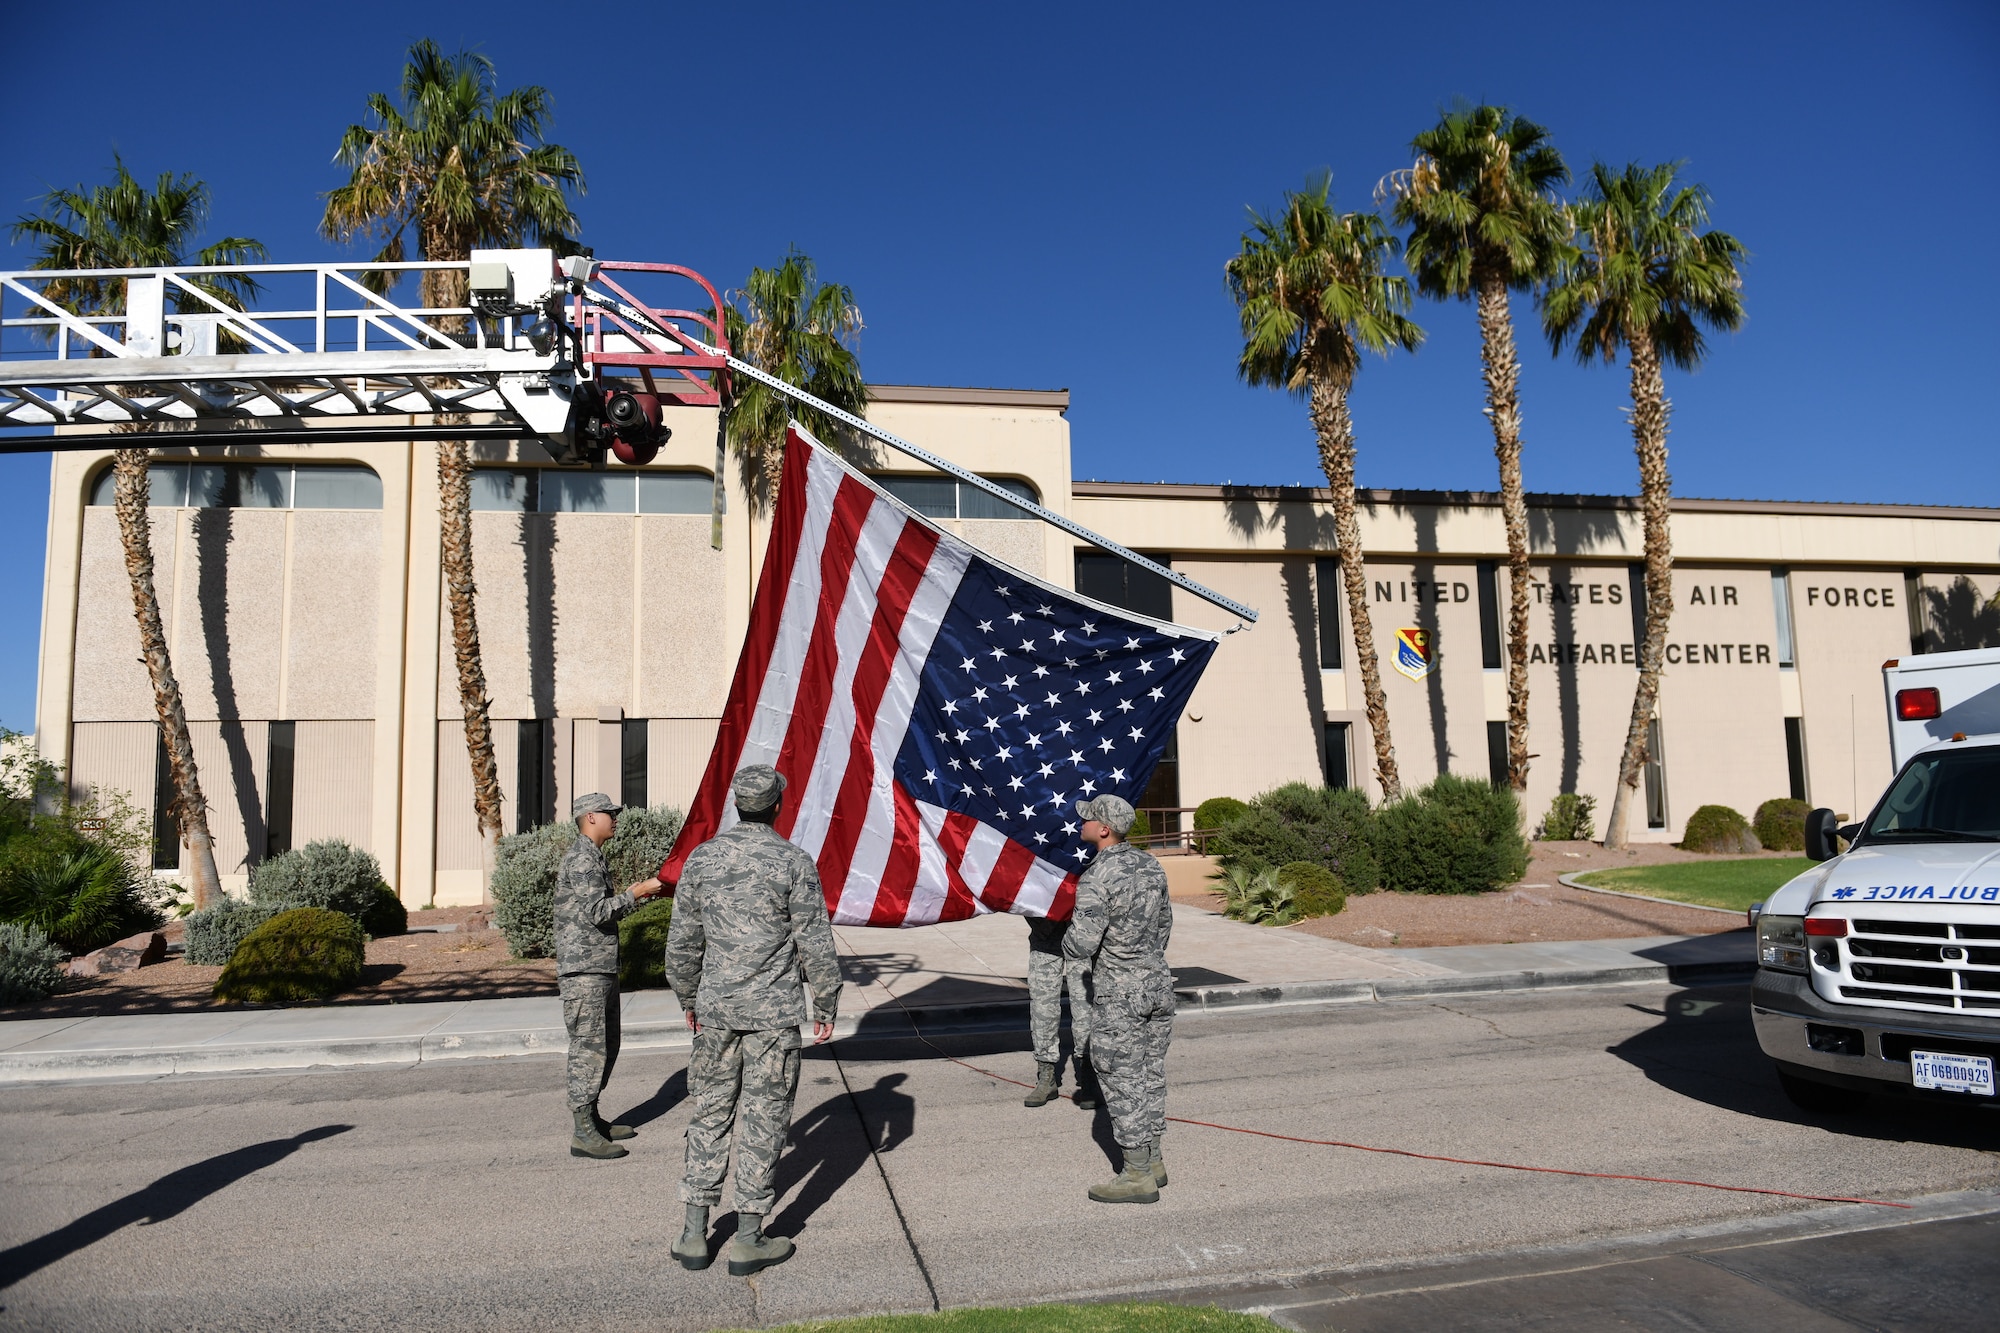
left=1227, top=173, right=1424, bottom=800
left=724, top=249, right=866, bottom=510
left=11, top=160, right=266, bottom=909
left=323, top=39, right=584, bottom=891
left=1543, top=162, right=1745, bottom=848
left=1383, top=105, right=1571, bottom=795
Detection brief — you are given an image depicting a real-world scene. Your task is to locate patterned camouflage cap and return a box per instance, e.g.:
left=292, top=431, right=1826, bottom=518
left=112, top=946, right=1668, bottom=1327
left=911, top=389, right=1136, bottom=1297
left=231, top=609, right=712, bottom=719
left=731, top=764, right=787, bottom=812
left=572, top=792, right=622, bottom=819
left=1074, top=793, right=1136, bottom=835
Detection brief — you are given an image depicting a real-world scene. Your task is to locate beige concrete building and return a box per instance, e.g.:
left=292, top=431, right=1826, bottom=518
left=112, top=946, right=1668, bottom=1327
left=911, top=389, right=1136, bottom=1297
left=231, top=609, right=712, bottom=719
left=35, top=387, right=2000, bottom=905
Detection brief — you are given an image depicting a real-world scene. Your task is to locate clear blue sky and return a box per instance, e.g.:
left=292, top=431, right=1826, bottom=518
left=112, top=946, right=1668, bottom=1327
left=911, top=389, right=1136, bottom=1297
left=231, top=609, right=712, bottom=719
left=3, top=1, right=1996, bottom=732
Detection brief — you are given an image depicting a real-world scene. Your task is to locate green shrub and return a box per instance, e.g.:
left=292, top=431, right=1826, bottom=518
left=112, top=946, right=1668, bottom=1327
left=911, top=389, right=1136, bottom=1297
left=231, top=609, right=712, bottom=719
left=182, top=898, right=282, bottom=966
left=1213, top=783, right=1379, bottom=894
left=1213, top=864, right=1297, bottom=926
left=618, top=898, right=675, bottom=990
left=250, top=840, right=388, bottom=922
left=214, top=907, right=364, bottom=1004
left=361, top=886, right=408, bottom=938
left=0, top=838, right=162, bottom=955
left=1128, top=809, right=1152, bottom=844
left=0, top=920, right=68, bottom=1004
left=1681, top=804, right=1760, bottom=854
left=494, top=805, right=688, bottom=960
left=1276, top=861, right=1346, bottom=918
left=1193, top=797, right=1250, bottom=834
left=604, top=804, right=685, bottom=888
left=1752, top=798, right=1810, bottom=853
left=493, top=822, right=571, bottom=958
left=1534, top=792, right=1597, bottom=842
left=1376, top=774, right=1529, bottom=894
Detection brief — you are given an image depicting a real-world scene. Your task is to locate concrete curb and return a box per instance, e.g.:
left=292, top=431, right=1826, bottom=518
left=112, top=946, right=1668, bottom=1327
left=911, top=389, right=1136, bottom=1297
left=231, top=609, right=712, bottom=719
left=1556, top=871, right=1749, bottom=917
left=0, top=951, right=1753, bottom=1085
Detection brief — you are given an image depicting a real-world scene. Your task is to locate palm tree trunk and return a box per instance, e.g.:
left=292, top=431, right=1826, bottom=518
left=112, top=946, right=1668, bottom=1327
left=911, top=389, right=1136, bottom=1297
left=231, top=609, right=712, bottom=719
left=1310, top=377, right=1400, bottom=801
left=1475, top=274, right=1533, bottom=793
left=438, top=440, right=504, bottom=897
left=112, top=448, right=223, bottom=908
left=1604, top=330, right=1673, bottom=849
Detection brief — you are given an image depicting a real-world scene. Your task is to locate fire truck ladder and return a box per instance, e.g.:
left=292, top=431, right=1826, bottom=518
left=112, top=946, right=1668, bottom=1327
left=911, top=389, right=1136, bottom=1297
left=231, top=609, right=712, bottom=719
left=0, top=249, right=1256, bottom=623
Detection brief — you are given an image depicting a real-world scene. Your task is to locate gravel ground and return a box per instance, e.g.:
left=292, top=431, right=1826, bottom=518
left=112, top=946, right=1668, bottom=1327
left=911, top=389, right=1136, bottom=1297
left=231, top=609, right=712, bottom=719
left=1197, top=841, right=1788, bottom=949
left=4, top=905, right=556, bottom=1020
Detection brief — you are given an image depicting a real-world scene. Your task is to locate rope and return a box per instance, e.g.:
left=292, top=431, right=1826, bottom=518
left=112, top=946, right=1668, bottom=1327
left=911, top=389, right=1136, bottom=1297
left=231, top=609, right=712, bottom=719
left=867, top=984, right=1912, bottom=1211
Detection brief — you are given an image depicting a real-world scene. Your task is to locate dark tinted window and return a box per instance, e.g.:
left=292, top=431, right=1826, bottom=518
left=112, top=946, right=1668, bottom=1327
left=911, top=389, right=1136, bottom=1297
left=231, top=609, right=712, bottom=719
left=1075, top=552, right=1173, bottom=622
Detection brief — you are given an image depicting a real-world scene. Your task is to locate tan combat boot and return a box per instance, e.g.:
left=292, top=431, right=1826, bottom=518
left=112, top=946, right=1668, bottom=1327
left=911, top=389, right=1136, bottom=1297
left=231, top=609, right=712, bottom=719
left=727, top=1212, right=795, bottom=1276
left=1088, top=1148, right=1161, bottom=1204
left=672, top=1204, right=712, bottom=1271
left=1149, top=1136, right=1168, bottom=1187
left=569, top=1105, right=627, bottom=1159
left=591, top=1101, right=636, bottom=1141
left=1023, top=1061, right=1060, bottom=1107
left=1073, top=1059, right=1102, bottom=1110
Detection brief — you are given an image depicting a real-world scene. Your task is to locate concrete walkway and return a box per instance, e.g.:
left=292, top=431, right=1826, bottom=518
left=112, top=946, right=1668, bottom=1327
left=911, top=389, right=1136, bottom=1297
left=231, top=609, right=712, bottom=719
left=0, top=906, right=1752, bottom=1085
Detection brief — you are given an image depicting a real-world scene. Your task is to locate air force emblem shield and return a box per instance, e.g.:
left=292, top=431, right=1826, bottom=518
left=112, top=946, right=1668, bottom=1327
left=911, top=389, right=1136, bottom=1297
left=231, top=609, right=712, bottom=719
left=1393, top=628, right=1434, bottom=681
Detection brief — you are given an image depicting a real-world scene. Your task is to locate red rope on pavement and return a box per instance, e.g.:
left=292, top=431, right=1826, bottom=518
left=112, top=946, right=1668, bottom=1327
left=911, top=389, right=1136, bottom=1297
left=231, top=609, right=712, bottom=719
left=871, top=988, right=1912, bottom=1211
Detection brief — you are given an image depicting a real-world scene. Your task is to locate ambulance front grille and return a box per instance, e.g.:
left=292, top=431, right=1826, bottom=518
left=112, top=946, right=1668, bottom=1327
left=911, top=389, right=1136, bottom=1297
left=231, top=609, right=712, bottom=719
left=1830, top=918, right=2000, bottom=1012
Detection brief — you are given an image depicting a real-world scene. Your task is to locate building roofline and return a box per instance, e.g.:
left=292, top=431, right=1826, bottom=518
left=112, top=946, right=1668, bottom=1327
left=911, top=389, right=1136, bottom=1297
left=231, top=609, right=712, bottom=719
left=1068, top=480, right=2000, bottom=521
left=866, top=384, right=1070, bottom=410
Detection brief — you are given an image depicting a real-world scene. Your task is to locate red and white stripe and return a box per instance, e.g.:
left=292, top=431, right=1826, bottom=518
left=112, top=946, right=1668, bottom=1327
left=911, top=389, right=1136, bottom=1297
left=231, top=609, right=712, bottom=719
left=663, top=423, right=1079, bottom=926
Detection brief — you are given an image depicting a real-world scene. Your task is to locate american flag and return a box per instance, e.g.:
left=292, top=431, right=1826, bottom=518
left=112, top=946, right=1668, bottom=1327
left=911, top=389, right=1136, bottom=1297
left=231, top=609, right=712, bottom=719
left=661, top=423, right=1219, bottom=926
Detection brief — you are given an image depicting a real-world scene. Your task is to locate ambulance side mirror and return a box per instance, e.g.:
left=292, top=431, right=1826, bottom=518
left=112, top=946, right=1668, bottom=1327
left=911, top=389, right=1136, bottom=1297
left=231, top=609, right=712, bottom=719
left=1804, top=808, right=1840, bottom=862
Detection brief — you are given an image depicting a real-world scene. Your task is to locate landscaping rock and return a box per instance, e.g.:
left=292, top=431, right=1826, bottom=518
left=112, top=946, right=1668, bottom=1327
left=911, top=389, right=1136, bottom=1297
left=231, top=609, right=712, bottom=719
left=67, top=931, right=166, bottom=977
left=461, top=910, right=492, bottom=933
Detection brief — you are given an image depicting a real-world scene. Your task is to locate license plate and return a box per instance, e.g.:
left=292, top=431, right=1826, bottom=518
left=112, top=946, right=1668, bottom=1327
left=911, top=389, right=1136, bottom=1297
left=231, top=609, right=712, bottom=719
left=1911, top=1050, right=1995, bottom=1096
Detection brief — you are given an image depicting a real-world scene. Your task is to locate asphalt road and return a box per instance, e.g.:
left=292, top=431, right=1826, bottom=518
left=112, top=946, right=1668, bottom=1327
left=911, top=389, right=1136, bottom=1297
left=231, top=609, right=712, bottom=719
left=1, top=980, right=1995, bottom=1332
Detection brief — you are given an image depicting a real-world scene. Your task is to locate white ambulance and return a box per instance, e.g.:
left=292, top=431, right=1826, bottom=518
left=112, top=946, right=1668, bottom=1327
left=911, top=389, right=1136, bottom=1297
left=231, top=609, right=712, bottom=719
left=1751, top=646, right=2000, bottom=1111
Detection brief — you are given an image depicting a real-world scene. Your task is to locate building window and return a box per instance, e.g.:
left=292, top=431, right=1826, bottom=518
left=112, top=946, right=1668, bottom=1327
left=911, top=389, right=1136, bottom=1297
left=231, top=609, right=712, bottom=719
left=1314, top=557, right=1343, bottom=669
left=1486, top=721, right=1509, bottom=787
left=266, top=721, right=296, bottom=857
left=1644, top=718, right=1668, bottom=829
left=621, top=719, right=648, bottom=810
left=1627, top=562, right=1649, bottom=645
left=516, top=720, right=554, bottom=833
left=1075, top=552, right=1174, bottom=622
left=90, top=462, right=383, bottom=510
left=1784, top=718, right=1808, bottom=802
left=1771, top=569, right=1796, bottom=667
left=472, top=469, right=538, bottom=511
left=152, top=729, right=178, bottom=871
left=1136, top=731, right=1180, bottom=840
left=1904, top=569, right=1926, bottom=654
left=1477, top=561, right=1503, bottom=670
left=1324, top=722, right=1351, bottom=790
left=873, top=474, right=1038, bottom=520
left=516, top=468, right=713, bottom=514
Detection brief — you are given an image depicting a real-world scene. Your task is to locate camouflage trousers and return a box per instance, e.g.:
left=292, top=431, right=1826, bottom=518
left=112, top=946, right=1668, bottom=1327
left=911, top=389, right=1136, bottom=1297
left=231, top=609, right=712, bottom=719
left=1027, top=917, right=1092, bottom=1068
left=680, top=1025, right=803, bottom=1215
left=1088, top=971, right=1174, bottom=1151
left=559, top=973, right=623, bottom=1109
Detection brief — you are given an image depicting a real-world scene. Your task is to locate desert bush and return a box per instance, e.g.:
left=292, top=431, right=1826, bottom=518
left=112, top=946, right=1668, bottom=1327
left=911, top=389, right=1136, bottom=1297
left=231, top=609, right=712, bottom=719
left=1753, top=798, right=1810, bottom=853
left=1376, top=775, right=1529, bottom=894
left=182, top=898, right=283, bottom=966
left=0, top=839, right=162, bottom=955
left=604, top=805, right=685, bottom=889
left=1193, top=797, right=1250, bottom=834
left=361, top=886, right=408, bottom=938
left=1534, top=792, right=1597, bottom=842
left=1214, top=783, right=1379, bottom=894
left=1213, top=864, right=1297, bottom=926
left=1128, top=808, right=1152, bottom=845
left=1681, top=804, right=1760, bottom=854
left=1276, top=860, right=1346, bottom=918
left=250, top=840, right=389, bottom=923
left=0, top=920, right=68, bottom=1004
left=214, top=907, right=364, bottom=1004
left=491, top=822, right=573, bottom=959
left=618, top=898, right=675, bottom=990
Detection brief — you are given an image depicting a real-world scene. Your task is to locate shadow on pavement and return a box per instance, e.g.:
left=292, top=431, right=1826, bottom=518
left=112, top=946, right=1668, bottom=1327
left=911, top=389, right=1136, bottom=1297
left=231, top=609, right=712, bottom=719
left=621, top=1067, right=688, bottom=1128
left=769, top=1072, right=916, bottom=1239
left=0, top=1124, right=353, bottom=1289
left=1606, top=984, right=1995, bottom=1148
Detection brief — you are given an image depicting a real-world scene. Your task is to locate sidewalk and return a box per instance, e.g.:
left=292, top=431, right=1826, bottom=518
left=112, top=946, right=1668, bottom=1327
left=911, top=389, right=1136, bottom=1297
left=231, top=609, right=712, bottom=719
left=0, top=905, right=1752, bottom=1085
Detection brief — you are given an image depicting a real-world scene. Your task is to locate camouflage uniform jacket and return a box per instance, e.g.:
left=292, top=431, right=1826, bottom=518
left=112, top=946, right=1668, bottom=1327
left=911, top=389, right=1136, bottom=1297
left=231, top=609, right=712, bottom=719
left=665, top=821, right=841, bottom=1031
left=554, top=834, right=638, bottom=976
left=1062, top=841, right=1172, bottom=991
